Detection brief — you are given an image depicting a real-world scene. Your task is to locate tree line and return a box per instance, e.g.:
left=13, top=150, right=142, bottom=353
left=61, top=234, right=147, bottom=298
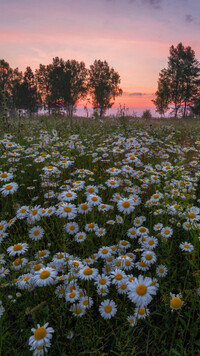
left=153, top=43, right=200, bottom=118
left=0, top=58, right=122, bottom=117
left=0, top=43, right=200, bottom=118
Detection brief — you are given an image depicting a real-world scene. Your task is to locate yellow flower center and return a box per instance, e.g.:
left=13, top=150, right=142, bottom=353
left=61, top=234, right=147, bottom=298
left=66, top=192, right=72, bottom=197
left=139, top=227, right=146, bottom=233
left=0, top=224, right=3, bottom=230
left=83, top=268, right=93, bottom=276
left=57, top=253, right=64, bottom=259
left=130, top=230, right=136, bottom=235
left=13, top=244, right=22, bottom=251
left=99, top=278, right=106, bottom=285
left=40, top=270, right=50, bottom=279
left=14, top=258, right=22, bottom=266
left=104, top=305, right=112, bottom=313
left=38, top=251, right=46, bottom=257
left=125, top=260, right=131, bottom=266
left=81, top=204, right=88, bottom=210
left=91, top=196, right=98, bottom=201
left=139, top=261, right=146, bottom=267
left=83, top=300, right=89, bottom=306
left=74, top=307, right=82, bottom=315
left=164, top=230, right=170, bottom=235
left=148, top=240, right=154, bottom=246
left=121, top=241, right=127, bottom=246
left=69, top=292, right=76, bottom=298
left=70, top=226, right=75, bottom=230
left=138, top=308, right=145, bottom=315
left=24, top=276, right=31, bottom=282
left=33, top=230, right=40, bottom=236
left=1, top=173, right=8, bottom=178
left=122, top=201, right=130, bottom=208
left=5, top=184, right=13, bottom=190
left=115, top=273, right=123, bottom=280
left=159, top=268, right=164, bottom=273
left=153, top=194, right=159, bottom=199
left=34, top=327, right=47, bottom=340
left=32, top=209, right=38, bottom=216
left=184, top=244, right=190, bottom=249
left=145, top=254, right=153, bottom=260
left=20, top=208, right=27, bottom=213
left=64, top=206, right=71, bottom=212
left=34, top=264, right=41, bottom=271
left=170, top=297, right=182, bottom=309
left=102, top=249, right=108, bottom=254
left=129, top=318, right=134, bottom=323
left=136, top=284, right=147, bottom=296
left=115, top=261, right=121, bottom=267
left=120, top=284, right=127, bottom=290
left=189, top=212, right=195, bottom=219
left=88, top=187, right=94, bottom=193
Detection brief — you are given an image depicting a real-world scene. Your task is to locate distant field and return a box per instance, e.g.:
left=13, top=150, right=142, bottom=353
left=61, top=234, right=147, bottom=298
left=0, top=115, right=200, bottom=355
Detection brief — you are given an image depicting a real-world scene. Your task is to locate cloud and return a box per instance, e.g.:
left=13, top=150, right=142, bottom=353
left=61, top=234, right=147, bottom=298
left=123, top=92, right=150, bottom=96
left=185, top=14, right=194, bottom=23
left=142, top=0, right=162, bottom=9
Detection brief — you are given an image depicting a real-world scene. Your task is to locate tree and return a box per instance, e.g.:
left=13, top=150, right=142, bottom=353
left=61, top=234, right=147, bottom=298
left=88, top=60, right=122, bottom=117
left=153, top=43, right=200, bottom=118
left=39, top=57, right=88, bottom=116
left=141, top=109, right=152, bottom=119
left=152, top=69, right=171, bottom=116
left=14, top=67, right=38, bottom=114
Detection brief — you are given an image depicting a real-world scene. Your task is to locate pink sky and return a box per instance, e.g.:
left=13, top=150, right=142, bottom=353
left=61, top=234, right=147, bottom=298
left=0, top=0, right=200, bottom=114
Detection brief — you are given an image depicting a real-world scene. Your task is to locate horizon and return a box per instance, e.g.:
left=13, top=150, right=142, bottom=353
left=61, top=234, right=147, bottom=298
left=1, top=0, right=200, bottom=111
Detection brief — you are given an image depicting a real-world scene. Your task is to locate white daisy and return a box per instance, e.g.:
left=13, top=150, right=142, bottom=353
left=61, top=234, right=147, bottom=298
left=127, top=275, right=157, bottom=306
left=33, top=267, right=57, bottom=287
left=99, top=299, right=117, bottom=319
left=0, top=182, right=18, bottom=196
left=29, top=226, right=44, bottom=241
left=28, top=323, right=54, bottom=348
left=7, top=243, right=28, bottom=257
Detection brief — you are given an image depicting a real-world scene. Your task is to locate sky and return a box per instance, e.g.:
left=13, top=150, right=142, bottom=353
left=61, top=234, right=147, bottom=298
left=0, top=0, right=200, bottom=115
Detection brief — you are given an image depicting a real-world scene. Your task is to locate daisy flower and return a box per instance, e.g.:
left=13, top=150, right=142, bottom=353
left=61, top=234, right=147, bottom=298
left=87, top=194, right=102, bottom=206
left=116, top=215, right=123, bottom=224
left=0, top=171, right=14, bottom=182
left=127, top=227, right=138, bottom=239
left=0, top=221, right=8, bottom=232
left=79, top=296, right=94, bottom=309
left=70, top=303, right=86, bottom=317
left=12, top=257, right=28, bottom=270
left=0, top=182, right=18, bottom=196
left=117, top=198, right=135, bottom=214
left=56, top=203, right=77, bottom=219
left=141, top=250, right=157, bottom=265
left=29, top=226, right=44, bottom=241
left=135, top=306, right=150, bottom=319
left=75, top=231, right=87, bottom=243
left=79, top=267, right=98, bottom=281
left=156, top=265, right=168, bottom=277
left=28, top=206, right=42, bottom=223
left=64, top=222, right=79, bottom=235
left=170, top=293, right=184, bottom=311
left=179, top=242, right=194, bottom=252
left=33, top=267, right=57, bottom=287
left=65, top=290, right=80, bottom=303
left=111, top=269, right=127, bottom=285
left=95, top=227, right=106, bottom=237
left=78, top=202, right=92, bottom=214
left=127, top=275, right=157, bottom=306
left=94, top=274, right=111, bottom=288
left=55, top=285, right=66, bottom=298
left=16, top=206, right=29, bottom=219
left=7, top=243, right=28, bottom=257
left=98, top=247, right=112, bottom=259
left=58, top=190, right=77, bottom=202
left=28, top=323, right=54, bottom=348
left=127, top=315, right=137, bottom=327
left=99, top=299, right=117, bottom=319
left=161, top=227, right=173, bottom=239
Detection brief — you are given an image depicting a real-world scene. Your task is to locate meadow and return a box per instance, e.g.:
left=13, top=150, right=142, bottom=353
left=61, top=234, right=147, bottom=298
left=0, top=115, right=200, bottom=356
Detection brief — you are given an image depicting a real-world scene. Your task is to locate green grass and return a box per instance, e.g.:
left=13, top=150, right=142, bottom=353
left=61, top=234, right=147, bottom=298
left=0, top=115, right=200, bottom=355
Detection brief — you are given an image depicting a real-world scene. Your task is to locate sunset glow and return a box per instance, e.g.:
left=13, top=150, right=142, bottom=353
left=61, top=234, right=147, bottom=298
left=0, top=0, right=200, bottom=114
